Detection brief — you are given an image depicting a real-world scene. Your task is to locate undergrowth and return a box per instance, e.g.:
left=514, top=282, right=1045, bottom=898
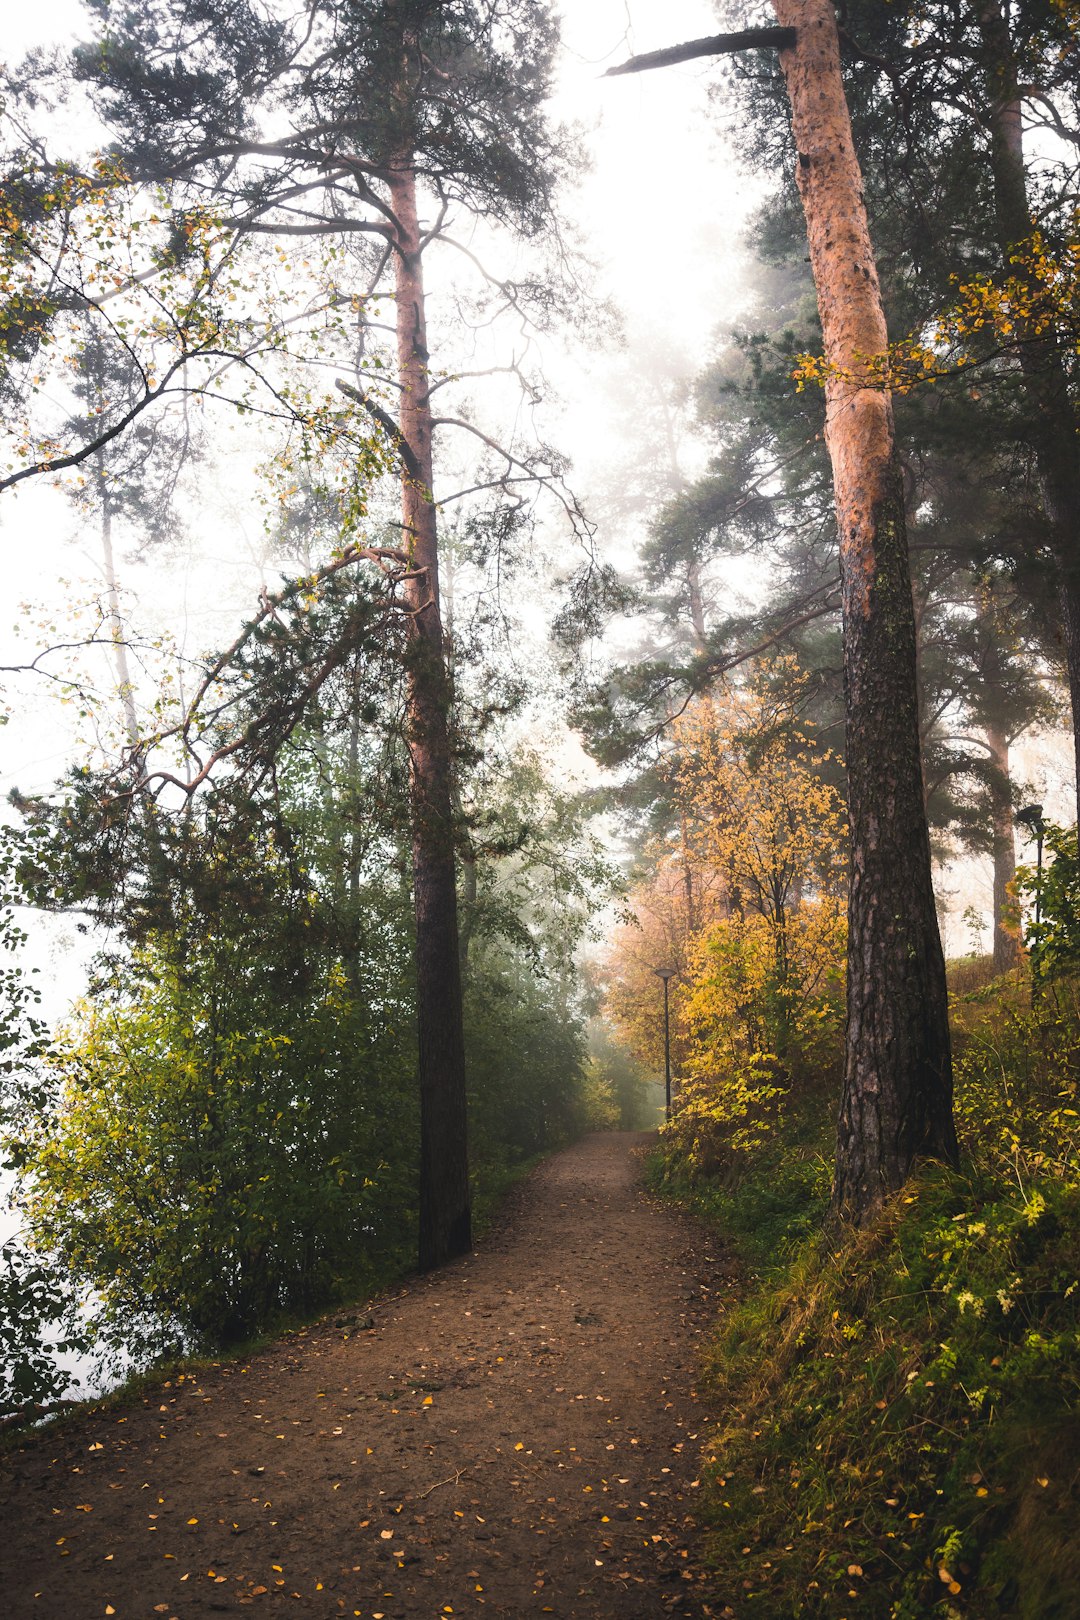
left=650, top=973, right=1080, bottom=1618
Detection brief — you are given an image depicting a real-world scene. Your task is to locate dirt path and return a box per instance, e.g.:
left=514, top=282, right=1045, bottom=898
left=1, top=1132, right=738, bottom=1620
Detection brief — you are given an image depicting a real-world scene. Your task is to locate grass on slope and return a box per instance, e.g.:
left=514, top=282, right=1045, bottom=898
left=650, top=968, right=1080, bottom=1618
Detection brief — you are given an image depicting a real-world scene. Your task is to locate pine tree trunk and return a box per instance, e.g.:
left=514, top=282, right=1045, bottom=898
left=987, top=722, right=1018, bottom=973
left=976, top=0, right=1080, bottom=826
left=389, top=159, right=472, bottom=1270
left=771, top=0, right=957, bottom=1218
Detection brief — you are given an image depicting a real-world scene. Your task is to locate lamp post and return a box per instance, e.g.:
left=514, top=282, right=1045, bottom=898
left=654, top=967, right=675, bottom=1121
left=1016, top=803, right=1047, bottom=995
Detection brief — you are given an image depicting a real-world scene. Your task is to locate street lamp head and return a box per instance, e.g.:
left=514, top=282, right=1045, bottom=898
left=654, top=966, right=676, bottom=982
left=1016, top=803, right=1046, bottom=835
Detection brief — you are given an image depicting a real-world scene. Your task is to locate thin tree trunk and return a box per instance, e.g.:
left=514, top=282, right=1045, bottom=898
left=976, top=0, right=1080, bottom=825
left=345, top=671, right=362, bottom=901
left=987, top=722, right=1018, bottom=973
left=388, top=157, right=472, bottom=1271
left=94, top=449, right=175, bottom=925
left=94, top=452, right=140, bottom=748
left=459, top=854, right=477, bottom=975
left=771, top=0, right=957, bottom=1219
left=678, top=812, right=698, bottom=940
left=687, top=557, right=708, bottom=652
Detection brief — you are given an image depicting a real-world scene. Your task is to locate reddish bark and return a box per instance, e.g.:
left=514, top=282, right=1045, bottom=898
left=389, top=158, right=471, bottom=1270
left=770, top=0, right=957, bottom=1217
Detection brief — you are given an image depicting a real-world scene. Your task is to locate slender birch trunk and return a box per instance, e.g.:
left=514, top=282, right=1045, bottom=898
left=388, top=157, right=472, bottom=1269
left=93, top=448, right=177, bottom=926
left=770, top=0, right=957, bottom=1217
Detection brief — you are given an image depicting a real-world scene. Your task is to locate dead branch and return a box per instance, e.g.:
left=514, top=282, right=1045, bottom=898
left=336, top=379, right=423, bottom=482
left=604, top=29, right=797, bottom=78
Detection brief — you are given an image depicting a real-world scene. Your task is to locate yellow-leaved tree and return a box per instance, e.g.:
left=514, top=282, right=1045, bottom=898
left=605, top=660, right=848, bottom=1176
left=600, top=843, right=726, bottom=1077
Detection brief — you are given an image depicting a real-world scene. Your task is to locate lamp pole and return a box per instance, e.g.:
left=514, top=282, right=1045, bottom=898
left=654, top=967, right=675, bottom=1121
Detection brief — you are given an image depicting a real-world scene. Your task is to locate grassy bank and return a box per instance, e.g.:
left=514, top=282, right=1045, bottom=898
left=650, top=969, right=1080, bottom=1618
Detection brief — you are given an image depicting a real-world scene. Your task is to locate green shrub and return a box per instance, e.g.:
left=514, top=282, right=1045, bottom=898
left=12, top=943, right=418, bottom=1360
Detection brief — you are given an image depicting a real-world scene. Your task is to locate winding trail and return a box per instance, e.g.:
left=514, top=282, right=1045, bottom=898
left=1, top=1131, right=738, bottom=1619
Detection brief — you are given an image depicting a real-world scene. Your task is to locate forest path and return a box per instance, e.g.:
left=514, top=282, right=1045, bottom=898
left=1, top=1131, right=739, bottom=1620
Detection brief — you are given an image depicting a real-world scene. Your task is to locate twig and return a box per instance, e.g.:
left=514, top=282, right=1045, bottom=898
left=417, top=1466, right=466, bottom=1499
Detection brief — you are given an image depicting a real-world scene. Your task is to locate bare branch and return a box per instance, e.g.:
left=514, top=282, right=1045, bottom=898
left=335, top=379, right=422, bottom=482
left=0, top=350, right=212, bottom=495
left=604, top=29, right=797, bottom=78
left=121, top=543, right=421, bottom=799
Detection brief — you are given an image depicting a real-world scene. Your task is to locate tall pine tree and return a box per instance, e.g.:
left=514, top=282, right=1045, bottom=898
left=77, top=0, right=575, bottom=1267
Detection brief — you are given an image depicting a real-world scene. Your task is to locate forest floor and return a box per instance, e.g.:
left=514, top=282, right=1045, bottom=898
left=1, top=1131, right=741, bottom=1620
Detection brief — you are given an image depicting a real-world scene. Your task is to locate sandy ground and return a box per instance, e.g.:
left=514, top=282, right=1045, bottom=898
left=1, top=1131, right=739, bottom=1619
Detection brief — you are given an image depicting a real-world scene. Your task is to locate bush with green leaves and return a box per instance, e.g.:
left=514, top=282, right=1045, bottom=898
left=1017, top=822, right=1080, bottom=983
left=13, top=934, right=418, bottom=1360
left=0, top=1239, right=90, bottom=1416
left=0, top=835, right=91, bottom=1416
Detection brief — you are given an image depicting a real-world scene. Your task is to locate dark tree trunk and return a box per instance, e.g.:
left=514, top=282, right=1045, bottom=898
left=977, top=0, right=1080, bottom=825
left=987, top=722, right=1019, bottom=974
left=771, top=0, right=957, bottom=1218
left=389, top=158, right=472, bottom=1271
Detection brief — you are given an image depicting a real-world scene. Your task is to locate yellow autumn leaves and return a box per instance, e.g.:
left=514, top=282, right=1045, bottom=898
left=603, top=659, right=847, bottom=1172
left=793, top=223, right=1080, bottom=395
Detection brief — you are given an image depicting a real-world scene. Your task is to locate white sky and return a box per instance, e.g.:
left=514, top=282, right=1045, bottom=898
left=0, top=0, right=1069, bottom=991
left=0, top=0, right=755, bottom=792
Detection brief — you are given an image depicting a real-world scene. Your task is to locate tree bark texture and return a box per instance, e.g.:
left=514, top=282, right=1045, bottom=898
left=976, top=0, right=1080, bottom=824
left=987, top=722, right=1019, bottom=974
left=771, top=0, right=957, bottom=1217
left=389, top=159, right=472, bottom=1270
